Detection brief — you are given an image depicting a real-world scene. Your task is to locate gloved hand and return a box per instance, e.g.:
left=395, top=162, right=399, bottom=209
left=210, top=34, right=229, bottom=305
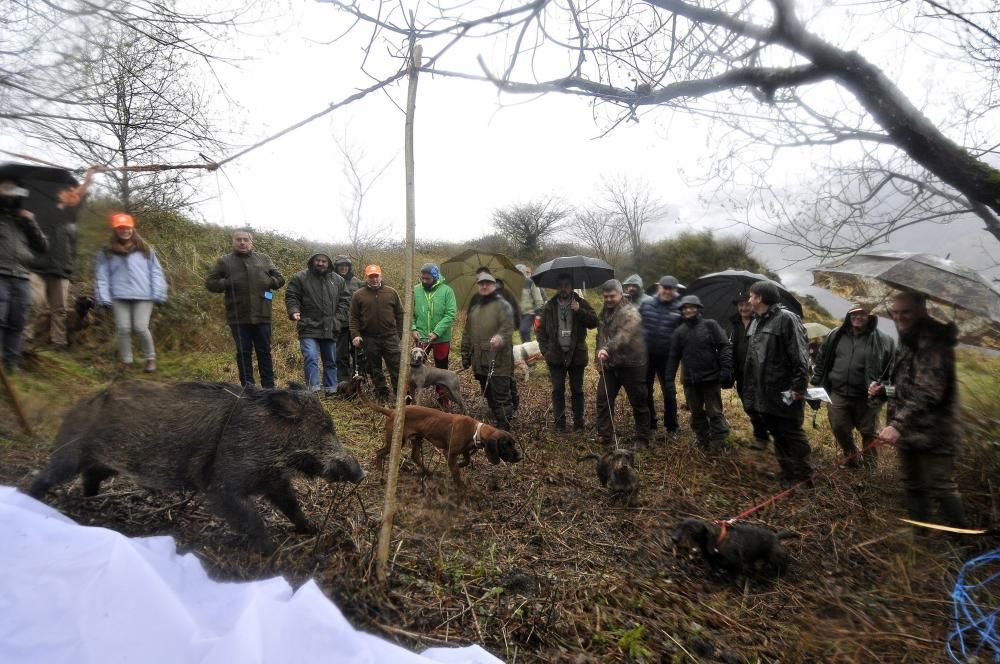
left=462, top=356, right=471, bottom=370
left=719, top=370, right=734, bottom=389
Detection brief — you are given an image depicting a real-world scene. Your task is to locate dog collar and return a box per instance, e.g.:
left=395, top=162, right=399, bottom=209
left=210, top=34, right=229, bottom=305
left=714, top=520, right=730, bottom=549
left=473, top=422, right=485, bottom=449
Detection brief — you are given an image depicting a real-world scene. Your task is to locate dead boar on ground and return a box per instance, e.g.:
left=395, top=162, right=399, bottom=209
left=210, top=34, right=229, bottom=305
left=670, top=517, right=799, bottom=575
left=27, top=381, right=366, bottom=553
left=578, top=449, right=639, bottom=499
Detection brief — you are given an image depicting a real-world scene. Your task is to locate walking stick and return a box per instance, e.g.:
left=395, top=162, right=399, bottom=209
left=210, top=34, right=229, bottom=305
left=0, top=363, right=33, bottom=436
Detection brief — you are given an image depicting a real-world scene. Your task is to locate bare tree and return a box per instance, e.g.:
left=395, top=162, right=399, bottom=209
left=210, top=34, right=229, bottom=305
left=491, top=198, right=571, bottom=258
left=597, top=176, right=668, bottom=272
left=334, top=133, right=395, bottom=267
left=27, top=29, right=220, bottom=212
left=321, top=1, right=1000, bottom=254
left=572, top=208, right=629, bottom=269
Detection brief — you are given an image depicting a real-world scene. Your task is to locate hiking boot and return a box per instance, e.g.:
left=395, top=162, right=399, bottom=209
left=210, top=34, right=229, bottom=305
left=748, top=437, right=769, bottom=451
left=143, top=359, right=157, bottom=373
left=573, top=422, right=585, bottom=433
left=118, top=362, right=133, bottom=373
left=554, top=419, right=567, bottom=432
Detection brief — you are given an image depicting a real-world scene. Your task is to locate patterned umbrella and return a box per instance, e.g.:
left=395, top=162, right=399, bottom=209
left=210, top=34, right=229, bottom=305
left=811, top=251, right=1000, bottom=348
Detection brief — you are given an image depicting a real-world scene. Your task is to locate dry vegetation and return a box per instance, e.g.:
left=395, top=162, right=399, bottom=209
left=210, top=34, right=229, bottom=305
left=2, top=208, right=998, bottom=662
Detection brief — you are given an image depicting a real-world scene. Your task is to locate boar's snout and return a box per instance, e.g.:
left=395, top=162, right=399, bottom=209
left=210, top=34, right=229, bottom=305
left=325, top=451, right=366, bottom=484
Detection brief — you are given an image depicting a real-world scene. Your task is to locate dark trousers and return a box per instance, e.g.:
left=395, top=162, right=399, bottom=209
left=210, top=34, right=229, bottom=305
left=0, top=276, right=31, bottom=370
left=519, top=314, right=534, bottom=344
left=366, top=334, right=400, bottom=398
left=683, top=382, right=730, bottom=450
left=761, top=408, right=813, bottom=482
left=548, top=363, right=585, bottom=428
left=596, top=364, right=651, bottom=446
left=336, top=328, right=352, bottom=377
left=646, top=352, right=678, bottom=431
left=230, top=323, right=275, bottom=388
left=476, top=373, right=513, bottom=430
left=898, top=449, right=967, bottom=527
left=828, top=392, right=881, bottom=463
left=736, top=375, right=770, bottom=441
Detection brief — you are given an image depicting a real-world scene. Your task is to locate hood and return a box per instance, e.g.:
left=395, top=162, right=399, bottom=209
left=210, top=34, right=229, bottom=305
left=902, top=316, right=959, bottom=349
left=622, top=274, right=644, bottom=288
left=307, top=252, right=333, bottom=274
left=839, top=309, right=878, bottom=333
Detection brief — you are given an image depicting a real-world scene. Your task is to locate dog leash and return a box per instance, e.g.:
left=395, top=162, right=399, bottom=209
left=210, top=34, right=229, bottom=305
left=598, top=358, right=621, bottom=450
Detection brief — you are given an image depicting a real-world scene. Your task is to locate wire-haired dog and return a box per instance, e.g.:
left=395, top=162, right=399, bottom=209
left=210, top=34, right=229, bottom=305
left=670, top=518, right=798, bottom=575
left=578, top=449, right=639, bottom=500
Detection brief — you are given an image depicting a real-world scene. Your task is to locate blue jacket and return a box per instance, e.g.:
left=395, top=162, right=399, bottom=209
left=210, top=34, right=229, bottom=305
left=639, top=296, right=682, bottom=356
left=95, top=248, right=168, bottom=305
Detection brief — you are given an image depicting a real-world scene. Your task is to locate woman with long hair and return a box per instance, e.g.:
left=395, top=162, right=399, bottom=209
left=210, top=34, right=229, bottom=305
left=95, top=213, right=167, bottom=372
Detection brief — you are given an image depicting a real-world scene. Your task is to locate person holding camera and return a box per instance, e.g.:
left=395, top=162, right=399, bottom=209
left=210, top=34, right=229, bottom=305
left=869, top=291, right=966, bottom=528
left=812, top=304, right=895, bottom=468
left=666, top=295, right=734, bottom=452
left=0, top=178, right=48, bottom=372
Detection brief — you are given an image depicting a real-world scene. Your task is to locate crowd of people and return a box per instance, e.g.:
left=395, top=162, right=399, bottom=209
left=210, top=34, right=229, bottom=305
left=0, top=179, right=969, bottom=529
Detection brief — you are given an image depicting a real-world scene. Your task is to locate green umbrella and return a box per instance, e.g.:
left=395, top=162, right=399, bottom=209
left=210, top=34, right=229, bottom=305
left=440, top=249, right=526, bottom=310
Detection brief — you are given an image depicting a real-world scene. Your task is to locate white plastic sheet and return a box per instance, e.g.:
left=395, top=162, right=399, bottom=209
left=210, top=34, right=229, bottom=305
left=0, top=487, right=501, bottom=664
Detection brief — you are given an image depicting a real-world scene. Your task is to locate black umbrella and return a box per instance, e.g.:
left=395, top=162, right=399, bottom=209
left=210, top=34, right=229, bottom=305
left=531, top=255, right=614, bottom=289
left=0, top=163, right=80, bottom=223
left=686, top=269, right=802, bottom=324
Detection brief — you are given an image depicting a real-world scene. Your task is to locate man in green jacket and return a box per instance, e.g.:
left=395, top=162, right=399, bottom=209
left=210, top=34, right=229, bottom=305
left=285, top=253, right=350, bottom=395
left=412, top=263, right=457, bottom=406
left=812, top=304, right=895, bottom=468
left=461, top=273, right=515, bottom=430
left=206, top=230, right=285, bottom=388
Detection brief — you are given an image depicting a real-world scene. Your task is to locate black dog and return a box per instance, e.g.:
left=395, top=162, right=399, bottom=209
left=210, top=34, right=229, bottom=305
left=670, top=518, right=798, bottom=574
left=578, top=449, right=639, bottom=498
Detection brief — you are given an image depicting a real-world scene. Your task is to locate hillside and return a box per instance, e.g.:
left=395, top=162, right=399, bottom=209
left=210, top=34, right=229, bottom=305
left=2, top=207, right=998, bottom=663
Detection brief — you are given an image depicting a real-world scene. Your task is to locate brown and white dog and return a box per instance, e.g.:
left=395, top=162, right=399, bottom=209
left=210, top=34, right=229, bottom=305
left=369, top=401, right=522, bottom=490
left=512, top=340, right=542, bottom=381
left=407, top=347, right=467, bottom=413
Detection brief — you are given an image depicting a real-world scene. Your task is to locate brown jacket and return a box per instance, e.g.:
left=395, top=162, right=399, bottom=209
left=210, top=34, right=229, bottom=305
left=349, top=284, right=403, bottom=339
left=461, top=292, right=515, bottom=376
left=596, top=302, right=647, bottom=368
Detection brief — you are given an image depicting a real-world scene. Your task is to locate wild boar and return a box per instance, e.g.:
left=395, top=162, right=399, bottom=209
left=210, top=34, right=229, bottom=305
left=27, top=381, right=366, bottom=552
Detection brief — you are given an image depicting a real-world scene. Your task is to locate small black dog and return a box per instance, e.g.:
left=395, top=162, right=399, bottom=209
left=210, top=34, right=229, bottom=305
left=670, top=518, right=798, bottom=574
left=578, top=449, right=639, bottom=498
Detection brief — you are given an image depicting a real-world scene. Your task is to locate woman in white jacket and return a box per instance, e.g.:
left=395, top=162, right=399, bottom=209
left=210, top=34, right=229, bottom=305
left=95, top=213, right=168, bottom=372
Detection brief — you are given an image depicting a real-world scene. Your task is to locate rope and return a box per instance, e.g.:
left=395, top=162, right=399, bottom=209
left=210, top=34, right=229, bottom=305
left=2, top=69, right=408, bottom=178
left=721, top=434, right=895, bottom=525
left=948, top=549, right=1000, bottom=662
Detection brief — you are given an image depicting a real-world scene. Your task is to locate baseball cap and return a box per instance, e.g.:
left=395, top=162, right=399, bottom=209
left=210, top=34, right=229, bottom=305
left=364, top=265, right=382, bottom=277
left=110, top=213, right=134, bottom=228
left=476, top=273, right=497, bottom=284
left=846, top=304, right=868, bottom=315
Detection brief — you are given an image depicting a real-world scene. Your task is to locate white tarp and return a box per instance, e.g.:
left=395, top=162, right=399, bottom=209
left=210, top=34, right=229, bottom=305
left=0, top=487, right=501, bottom=664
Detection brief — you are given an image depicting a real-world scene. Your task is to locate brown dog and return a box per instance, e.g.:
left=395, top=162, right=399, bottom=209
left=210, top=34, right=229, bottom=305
left=370, top=402, right=522, bottom=489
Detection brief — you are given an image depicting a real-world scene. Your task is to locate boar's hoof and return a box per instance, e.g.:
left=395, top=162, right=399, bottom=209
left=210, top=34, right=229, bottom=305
left=294, top=521, right=319, bottom=535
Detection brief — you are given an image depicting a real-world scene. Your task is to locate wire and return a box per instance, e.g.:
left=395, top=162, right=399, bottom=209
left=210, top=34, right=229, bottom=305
left=949, top=549, right=1000, bottom=662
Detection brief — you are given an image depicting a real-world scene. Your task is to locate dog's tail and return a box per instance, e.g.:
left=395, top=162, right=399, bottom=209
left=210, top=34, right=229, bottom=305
left=357, top=385, right=395, bottom=416
left=776, top=530, right=801, bottom=540
left=576, top=453, right=600, bottom=463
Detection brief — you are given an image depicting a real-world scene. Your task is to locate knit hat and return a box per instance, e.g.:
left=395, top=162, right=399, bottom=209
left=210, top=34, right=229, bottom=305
left=420, top=262, right=441, bottom=280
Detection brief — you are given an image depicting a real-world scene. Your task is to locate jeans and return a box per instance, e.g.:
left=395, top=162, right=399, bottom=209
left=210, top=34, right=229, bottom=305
left=111, top=300, right=155, bottom=364
left=646, top=352, right=678, bottom=431
left=230, top=323, right=275, bottom=388
left=300, top=337, right=337, bottom=392
left=519, top=314, right=535, bottom=344
left=0, top=276, right=31, bottom=369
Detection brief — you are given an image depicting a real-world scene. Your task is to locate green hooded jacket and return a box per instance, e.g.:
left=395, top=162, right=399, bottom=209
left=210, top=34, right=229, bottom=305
left=412, top=277, right=457, bottom=342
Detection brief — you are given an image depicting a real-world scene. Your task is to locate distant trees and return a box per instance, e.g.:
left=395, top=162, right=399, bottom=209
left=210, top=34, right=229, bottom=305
left=642, top=231, right=774, bottom=286
left=491, top=198, right=571, bottom=259
left=334, top=133, right=395, bottom=267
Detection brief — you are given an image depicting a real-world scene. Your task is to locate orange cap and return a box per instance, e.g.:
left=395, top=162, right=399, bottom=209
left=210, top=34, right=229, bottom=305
left=364, top=264, right=382, bottom=277
left=110, top=213, right=134, bottom=228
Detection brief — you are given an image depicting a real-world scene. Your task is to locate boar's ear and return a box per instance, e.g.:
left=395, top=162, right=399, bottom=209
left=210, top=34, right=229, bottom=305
left=266, top=390, right=307, bottom=419
left=484, top=437, right=501, bottom=464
